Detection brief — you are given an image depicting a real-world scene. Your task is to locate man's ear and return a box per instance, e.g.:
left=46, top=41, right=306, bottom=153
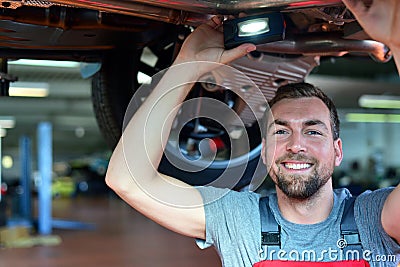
left=261, top=138, right=267, bottom=165
left=334, top=138, right=343, bottom=167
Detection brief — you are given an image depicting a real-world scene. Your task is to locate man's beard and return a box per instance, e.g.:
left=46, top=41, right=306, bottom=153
left=273, top=154, right=333, bottom=200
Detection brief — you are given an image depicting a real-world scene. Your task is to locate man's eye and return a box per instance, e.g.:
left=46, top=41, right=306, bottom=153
left=274, top=129, right=287, bottom=135
left=306, top=130, right=322, bottom=135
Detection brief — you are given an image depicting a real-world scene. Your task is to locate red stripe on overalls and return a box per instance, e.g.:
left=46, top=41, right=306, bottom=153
left=254, top=259, right=370, bottom=267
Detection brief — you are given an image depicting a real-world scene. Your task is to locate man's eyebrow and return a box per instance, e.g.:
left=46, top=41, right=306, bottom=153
left=267, top=119, right=287, bottom=131
left=304, top=119, right=329, bottom=130
left=267, top=119, right=329, bottom=131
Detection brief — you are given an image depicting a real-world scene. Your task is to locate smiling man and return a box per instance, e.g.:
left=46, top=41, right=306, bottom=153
left=263, top=86, right=341, bottom=202
left=105, top=0, right=400, bottom=266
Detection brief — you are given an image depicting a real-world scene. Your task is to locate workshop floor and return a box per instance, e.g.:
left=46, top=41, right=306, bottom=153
left=0, top=193, right=220, bottom=267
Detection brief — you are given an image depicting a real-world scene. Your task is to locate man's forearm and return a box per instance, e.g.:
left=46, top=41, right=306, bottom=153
left=106, top=62, right=200, bottom=193
left=104, top=16, right=254, bottom=239
left=391, top=46, right=400, bottom=75
left=382, top=183, right=400, bottom=243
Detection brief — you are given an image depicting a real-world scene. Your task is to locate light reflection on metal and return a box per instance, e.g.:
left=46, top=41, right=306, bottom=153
left=40, top=0, right=343, bottom=26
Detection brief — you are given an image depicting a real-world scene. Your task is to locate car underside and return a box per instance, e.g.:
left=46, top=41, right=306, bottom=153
left=0, top=0, right=394, bottom=190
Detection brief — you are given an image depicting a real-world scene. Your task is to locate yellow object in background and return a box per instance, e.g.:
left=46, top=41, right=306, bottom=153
left=0, top=226, right=61, bottom=248
left=52, top=177, right=76, bottom=198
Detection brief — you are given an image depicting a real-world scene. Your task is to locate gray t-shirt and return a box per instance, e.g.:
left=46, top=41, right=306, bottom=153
left=196, top=187, right=400, bottom=267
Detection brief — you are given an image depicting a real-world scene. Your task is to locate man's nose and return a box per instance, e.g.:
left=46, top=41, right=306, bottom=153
left=286, top=132, right=306, bottom=153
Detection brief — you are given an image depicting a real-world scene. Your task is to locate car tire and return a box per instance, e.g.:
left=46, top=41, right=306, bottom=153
left=91, top=41, right=265, bottom=190
left=92, top=48, right=140, bottom=149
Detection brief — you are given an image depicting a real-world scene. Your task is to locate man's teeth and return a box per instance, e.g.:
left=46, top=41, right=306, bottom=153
left=284, top=163, right=311, bottom=170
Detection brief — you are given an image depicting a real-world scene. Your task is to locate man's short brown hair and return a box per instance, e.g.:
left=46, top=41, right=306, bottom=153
left=264, top=82, right=340, bottom=140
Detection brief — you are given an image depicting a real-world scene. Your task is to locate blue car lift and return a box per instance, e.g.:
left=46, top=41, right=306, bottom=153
left=9, top=122, right=95, bottom=233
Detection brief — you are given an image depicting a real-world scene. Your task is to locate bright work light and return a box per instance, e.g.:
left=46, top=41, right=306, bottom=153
left=238, top=18, right=270, bottom=37
left=224, top=13, right=285, bottom=49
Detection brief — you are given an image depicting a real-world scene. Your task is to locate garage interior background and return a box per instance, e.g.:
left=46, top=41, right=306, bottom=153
left=0, top=56, right=400, bottom=193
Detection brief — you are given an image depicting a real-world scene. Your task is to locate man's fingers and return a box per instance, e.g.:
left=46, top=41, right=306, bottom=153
left=342, top=0, right=358, bottom=9
left=342, top=0, right=369, bottom=15
left=221, top=44, right=256, bottom=64
left=206, top=15, right=224, bottom=28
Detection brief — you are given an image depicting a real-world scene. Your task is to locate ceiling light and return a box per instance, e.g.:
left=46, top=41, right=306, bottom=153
left=346, top=113, right=400, bottom=123
left=223, top=12, right=285, bottom=49
left=138, top=72, right=152, bottom=84
left=9, top=81, right=49, bottom=97
left=9, top=59, right=80, bottom=68
left=358, top=94, right=400, bottom=109
left=2, top=155, right=13, bottom=169
left=0, top=116, right=15, bottom=129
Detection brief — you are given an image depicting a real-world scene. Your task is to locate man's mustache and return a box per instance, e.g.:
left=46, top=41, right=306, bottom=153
left=275, top=153, right=316, bottom=165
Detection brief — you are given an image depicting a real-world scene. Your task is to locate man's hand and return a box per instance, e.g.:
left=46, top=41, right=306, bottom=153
left=342, top=0, right=399, bottom=49
left=342, top=0, right=400, bottom=243
left=343, top=0, right=400, bottom=73
left=174, top=16, right=256, bottom=73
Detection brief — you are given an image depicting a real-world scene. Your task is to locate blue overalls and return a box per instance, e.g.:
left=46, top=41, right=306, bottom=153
left=254, top=197, right=370, bottom=267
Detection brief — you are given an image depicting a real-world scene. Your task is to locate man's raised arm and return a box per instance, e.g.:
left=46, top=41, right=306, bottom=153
left=343, top=0, right=400, bottom=243
left=105, top=16, right=256, bottom=240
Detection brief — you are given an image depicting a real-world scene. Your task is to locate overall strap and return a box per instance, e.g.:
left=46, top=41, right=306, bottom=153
left=259, top=197, right=280, bottom=260
left=340, top=196, right=363, bottom=256
left=259, top=195, right=363, bottom=261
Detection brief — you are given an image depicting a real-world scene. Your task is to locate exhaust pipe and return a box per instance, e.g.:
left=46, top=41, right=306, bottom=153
left=257, top=33, right=392, bottom=63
